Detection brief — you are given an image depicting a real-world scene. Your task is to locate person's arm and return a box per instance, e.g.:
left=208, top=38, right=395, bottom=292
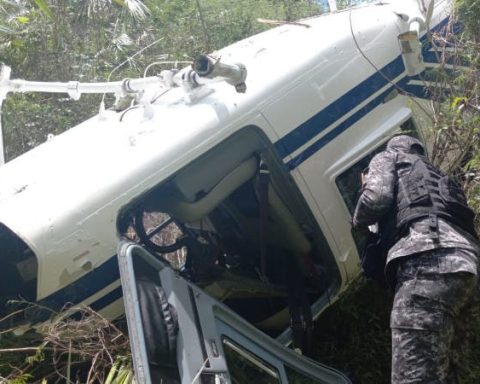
left=352, top=151, right=396, bottom=229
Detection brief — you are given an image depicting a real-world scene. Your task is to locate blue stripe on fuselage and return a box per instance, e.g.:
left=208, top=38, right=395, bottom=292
left=274, top=56, right=405, bottom=159
left=37, top=255, right=120, bottom=312
left=70, top=285, right=123, bottom=321
left=89, top=286, right=123, bottom=311
left=286, top=82, right=398, bottom=170
left=277, top=17, right=451, bottom=167
left=422, top=19, right=466, bottom=65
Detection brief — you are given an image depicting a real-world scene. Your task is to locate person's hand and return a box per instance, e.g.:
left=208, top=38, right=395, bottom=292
left=351, top=220, right=370, bottom=237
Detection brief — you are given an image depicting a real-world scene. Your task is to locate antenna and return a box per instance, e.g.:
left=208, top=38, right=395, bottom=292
left=0, top=65, right=163, bottom=166
left=101, top=37, right=164, bottom=110
left=425, top=0, right=435, bottom=30
left=0, top=65, right=11, bottom=165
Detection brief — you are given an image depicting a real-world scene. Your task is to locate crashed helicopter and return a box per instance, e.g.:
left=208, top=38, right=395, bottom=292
left=0, top=0, right=453, bottom=382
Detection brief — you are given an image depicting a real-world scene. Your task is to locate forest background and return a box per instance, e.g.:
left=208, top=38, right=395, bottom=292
left=0, top=0, right=480, bottom=382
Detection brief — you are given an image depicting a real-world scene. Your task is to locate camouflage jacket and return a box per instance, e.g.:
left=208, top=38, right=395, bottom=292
left=352, top=149, right=479, bottom=274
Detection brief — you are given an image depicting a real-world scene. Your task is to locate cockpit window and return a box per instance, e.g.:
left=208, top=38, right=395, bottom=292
left=124, top=211, right=187, bottom=270
left=335, top=150, right=382, bottom=216
left=223, top=338, right=280, bottom=383
left=335, top=150, right=382, bottom=251
left=118, top=127, right=338, bottom=333
left=336, top=117, right=421, bottom=215
left=285, top=364, right=325, bottom=383
left=335, top=117, right=422, bottom=250
left=0, top=223, right=38, bottom=324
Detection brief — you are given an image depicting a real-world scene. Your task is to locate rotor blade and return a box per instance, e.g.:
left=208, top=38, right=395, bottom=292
left=425, top=0, right=435, bottom=30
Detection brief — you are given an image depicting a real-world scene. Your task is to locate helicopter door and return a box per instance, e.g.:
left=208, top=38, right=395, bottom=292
left=117, top=241, right=351, bottom=384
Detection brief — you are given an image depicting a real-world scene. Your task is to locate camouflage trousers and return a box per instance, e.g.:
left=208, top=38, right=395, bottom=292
left=391, top=250, right=480, bottom=384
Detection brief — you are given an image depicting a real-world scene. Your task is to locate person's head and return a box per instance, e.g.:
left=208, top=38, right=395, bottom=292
left=386, top=135, right=425, bottom=156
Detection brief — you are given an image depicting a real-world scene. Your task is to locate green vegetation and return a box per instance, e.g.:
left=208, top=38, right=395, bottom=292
left=1, top=0, right=480, bottom=382
left=314, top=279, right=392, bottom=383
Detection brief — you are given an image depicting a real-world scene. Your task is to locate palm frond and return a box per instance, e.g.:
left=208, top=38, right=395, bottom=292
left=85, top=0, right=110, bottom=18
left=113, top=32, right=133, bottom=51
left=114, top=0, right=150, bottom=20
left=32, top=0, right=53, bottom=19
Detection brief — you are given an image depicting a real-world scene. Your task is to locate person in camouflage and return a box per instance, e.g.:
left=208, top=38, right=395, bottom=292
left=352, top=135, right=480, bottom=383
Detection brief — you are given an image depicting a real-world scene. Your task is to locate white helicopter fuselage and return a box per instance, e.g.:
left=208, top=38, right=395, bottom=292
left=0, top=0, right=451, bottom=330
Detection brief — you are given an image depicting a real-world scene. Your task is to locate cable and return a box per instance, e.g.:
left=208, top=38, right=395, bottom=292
left=143, top=61, right=192, bottom=78
left=348, top=10, right=434, bottom=121
left=100, top=37, right=164, bottom=107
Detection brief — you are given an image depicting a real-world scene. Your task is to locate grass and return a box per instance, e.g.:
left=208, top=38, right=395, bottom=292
left=0, top=306, right=131, bottom=383
left=314, top=278, right=393, bottom=383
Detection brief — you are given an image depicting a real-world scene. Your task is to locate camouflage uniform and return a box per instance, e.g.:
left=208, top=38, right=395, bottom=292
left=353, top=135, right=480, bottom=384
